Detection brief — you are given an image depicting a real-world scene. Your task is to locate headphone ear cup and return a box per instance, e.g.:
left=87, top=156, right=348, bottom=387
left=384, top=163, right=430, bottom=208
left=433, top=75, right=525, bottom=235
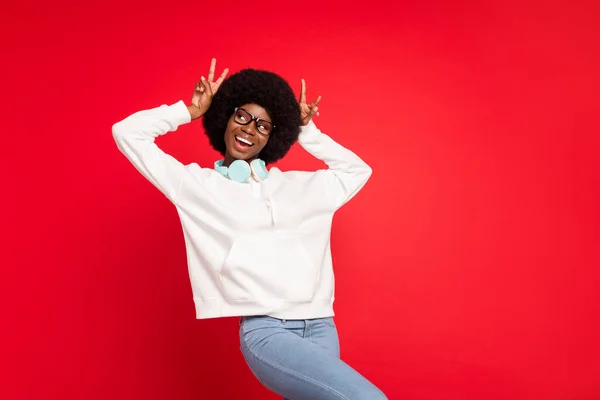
left=228, top=160, right=251, bottom=183
left=250, top=159, right=269, bottom=181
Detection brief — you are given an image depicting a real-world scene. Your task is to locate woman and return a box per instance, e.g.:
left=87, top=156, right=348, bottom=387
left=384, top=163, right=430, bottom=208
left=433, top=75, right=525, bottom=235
left=112, top=58, right=387, bottom=400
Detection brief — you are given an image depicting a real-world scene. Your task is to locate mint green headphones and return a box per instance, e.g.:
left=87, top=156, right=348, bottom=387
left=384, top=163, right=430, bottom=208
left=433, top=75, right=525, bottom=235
left=214, top=159, right=269, bottom=183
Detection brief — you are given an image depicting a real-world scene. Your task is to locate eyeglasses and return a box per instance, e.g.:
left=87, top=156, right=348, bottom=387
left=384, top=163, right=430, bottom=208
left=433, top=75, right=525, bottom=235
left=233, top=107, right=275, bottom=136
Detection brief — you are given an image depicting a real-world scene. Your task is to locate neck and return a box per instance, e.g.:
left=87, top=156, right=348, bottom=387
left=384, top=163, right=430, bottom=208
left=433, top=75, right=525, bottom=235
left=223, top=155, right=258, bottom=167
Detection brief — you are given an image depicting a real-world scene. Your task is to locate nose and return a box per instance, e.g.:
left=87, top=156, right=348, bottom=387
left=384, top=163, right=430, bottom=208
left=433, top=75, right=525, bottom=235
left=241, top=123, right=257, bottom=136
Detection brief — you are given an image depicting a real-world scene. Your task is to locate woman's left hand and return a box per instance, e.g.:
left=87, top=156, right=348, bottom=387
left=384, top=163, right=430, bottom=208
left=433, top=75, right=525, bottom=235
left=299, top=79, right=321, bottom=126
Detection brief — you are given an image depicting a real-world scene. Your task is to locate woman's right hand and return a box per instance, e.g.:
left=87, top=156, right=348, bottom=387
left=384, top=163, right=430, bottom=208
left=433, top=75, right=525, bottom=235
left=188, top=58, right=229, bottom=120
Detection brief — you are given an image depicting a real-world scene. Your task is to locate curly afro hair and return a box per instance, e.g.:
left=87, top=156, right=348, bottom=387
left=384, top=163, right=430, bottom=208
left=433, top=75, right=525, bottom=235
left=202, top=68, right=302, bottom=165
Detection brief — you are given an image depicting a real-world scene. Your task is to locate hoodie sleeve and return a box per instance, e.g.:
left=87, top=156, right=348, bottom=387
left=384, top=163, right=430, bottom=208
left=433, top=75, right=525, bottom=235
left=112, top=100, right=191, bottom=202
left=297, top=120, right=373, bottom=209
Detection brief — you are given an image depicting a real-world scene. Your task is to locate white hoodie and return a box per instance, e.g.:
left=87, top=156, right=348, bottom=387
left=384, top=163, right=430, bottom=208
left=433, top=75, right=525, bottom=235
left=112, top=100, right=372, bottom=319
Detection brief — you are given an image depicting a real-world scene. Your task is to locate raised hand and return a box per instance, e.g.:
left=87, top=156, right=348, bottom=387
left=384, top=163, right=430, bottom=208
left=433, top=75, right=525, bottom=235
left=189, top=58, right=229, bottom=119
left=299, top=78, right=321, bottom=126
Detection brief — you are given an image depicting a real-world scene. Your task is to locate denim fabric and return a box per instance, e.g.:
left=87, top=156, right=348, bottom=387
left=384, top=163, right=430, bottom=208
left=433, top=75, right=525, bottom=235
left=239, top=315, right=387, bottom=400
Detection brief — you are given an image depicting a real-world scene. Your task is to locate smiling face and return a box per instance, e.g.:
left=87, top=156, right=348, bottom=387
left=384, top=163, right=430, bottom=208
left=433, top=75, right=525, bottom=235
left=223, top=103, right=273, bottom=167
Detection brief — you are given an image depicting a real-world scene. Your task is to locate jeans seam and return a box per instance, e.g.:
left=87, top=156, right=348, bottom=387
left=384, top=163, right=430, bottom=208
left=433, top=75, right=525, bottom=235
left=240, top=330, right=266, bottom=384
left=244, top=339, right=351, bottom=400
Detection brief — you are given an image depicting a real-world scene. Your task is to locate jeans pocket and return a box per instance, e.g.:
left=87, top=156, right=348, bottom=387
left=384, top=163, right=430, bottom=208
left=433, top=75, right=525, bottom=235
left=240, top=315, right=281, bottom=335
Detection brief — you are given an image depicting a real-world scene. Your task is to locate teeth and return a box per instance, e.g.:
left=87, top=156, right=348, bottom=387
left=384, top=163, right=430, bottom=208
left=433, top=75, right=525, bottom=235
left=236, top=136, right=253, bottom=146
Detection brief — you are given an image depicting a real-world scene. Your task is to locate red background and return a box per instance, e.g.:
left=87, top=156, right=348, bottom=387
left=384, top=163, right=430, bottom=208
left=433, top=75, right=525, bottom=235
left=4, top=0, right=600, bottom=399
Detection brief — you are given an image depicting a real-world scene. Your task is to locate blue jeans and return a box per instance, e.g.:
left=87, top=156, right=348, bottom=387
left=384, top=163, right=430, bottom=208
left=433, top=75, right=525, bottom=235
left=239, top=315, right=388, bottom=400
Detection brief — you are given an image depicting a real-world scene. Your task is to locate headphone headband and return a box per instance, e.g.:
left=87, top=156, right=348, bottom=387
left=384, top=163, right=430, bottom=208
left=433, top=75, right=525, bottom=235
left=214, top=159, right=269, bottom=182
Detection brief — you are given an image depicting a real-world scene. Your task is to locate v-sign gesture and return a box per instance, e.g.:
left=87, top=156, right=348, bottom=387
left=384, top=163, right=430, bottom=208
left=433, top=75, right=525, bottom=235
left=189, top=58, right=229, bottom=119
left=299, top=79, right=321, bottom=126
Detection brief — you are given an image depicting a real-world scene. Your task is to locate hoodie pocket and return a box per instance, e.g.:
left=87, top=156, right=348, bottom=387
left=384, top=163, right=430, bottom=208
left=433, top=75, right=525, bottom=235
left=220, top=231, right=319, bottom=303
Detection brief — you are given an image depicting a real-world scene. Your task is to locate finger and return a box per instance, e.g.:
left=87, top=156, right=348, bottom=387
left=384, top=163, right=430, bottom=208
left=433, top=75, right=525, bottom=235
left=312, top=95, right=322, bottom=106
left=195, top=82, right=205, bottom=92
left=214, top=67, right=229, bottom=91
left=300, top=78, right=306, bottom=104
left=310, top=105, right=319, bottom=115
left=201, top=76, right=213, bottom=96
left=208, top=58, right=216, bottom=82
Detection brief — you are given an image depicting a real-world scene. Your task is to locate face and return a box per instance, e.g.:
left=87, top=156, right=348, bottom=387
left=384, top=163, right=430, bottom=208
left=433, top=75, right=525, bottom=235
left=223, top=103, right=273, bottom=166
